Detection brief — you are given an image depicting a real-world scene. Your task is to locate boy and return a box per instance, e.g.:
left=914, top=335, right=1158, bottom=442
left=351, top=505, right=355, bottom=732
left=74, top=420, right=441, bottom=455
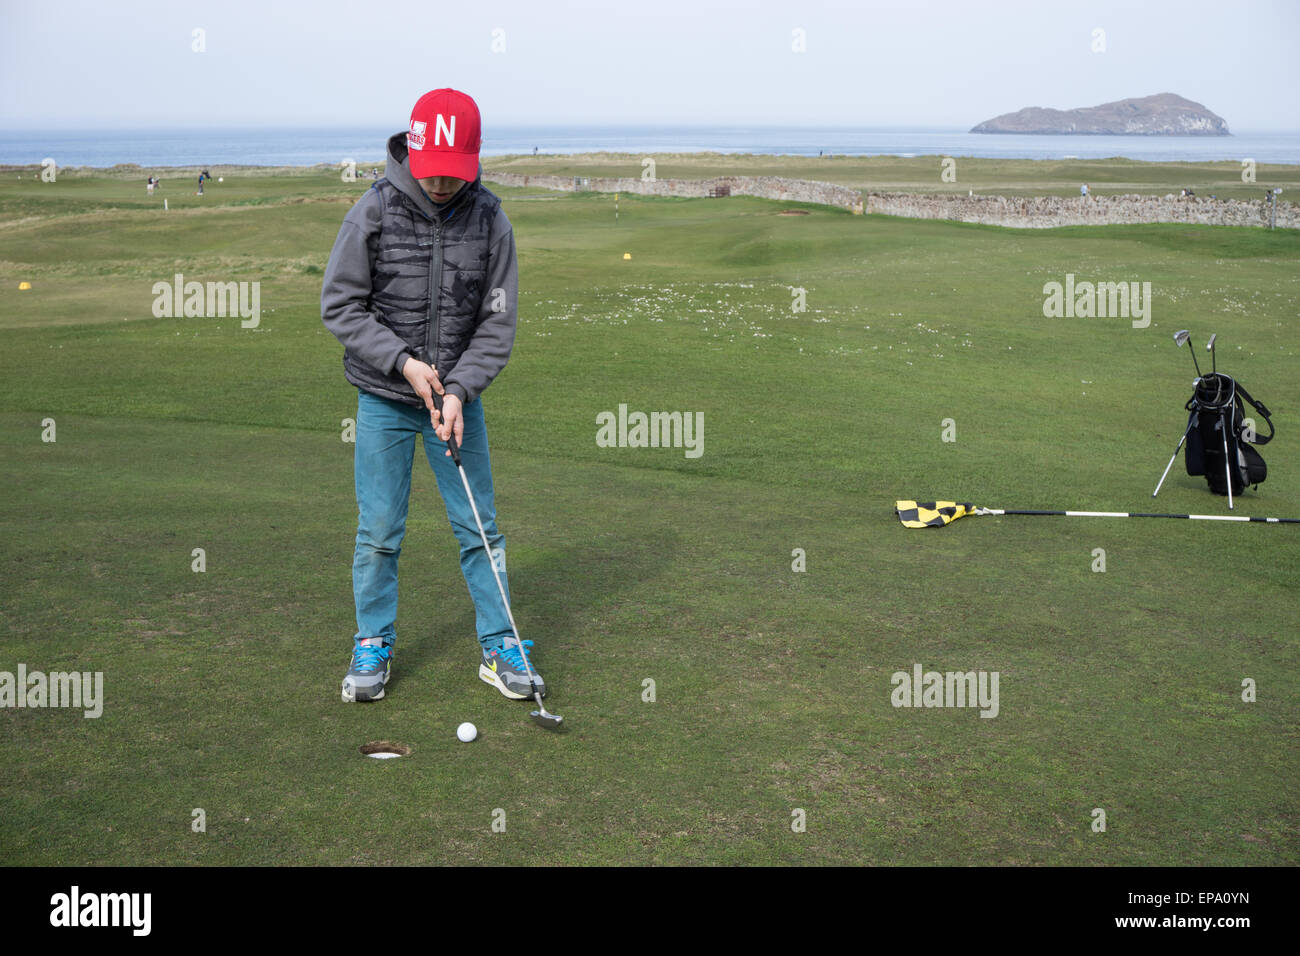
left=321, top=88, right=544, bottom=705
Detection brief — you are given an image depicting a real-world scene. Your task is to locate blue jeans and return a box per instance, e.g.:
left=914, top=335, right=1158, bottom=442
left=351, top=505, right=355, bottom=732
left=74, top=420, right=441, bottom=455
left=352, top=389, right=512, bottom=652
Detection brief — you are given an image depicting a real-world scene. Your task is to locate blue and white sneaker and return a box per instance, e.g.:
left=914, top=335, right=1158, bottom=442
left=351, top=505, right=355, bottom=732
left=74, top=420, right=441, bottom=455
left=342, top=640, right=392, bottom=702
left=479, top=638, right=546, bottom=701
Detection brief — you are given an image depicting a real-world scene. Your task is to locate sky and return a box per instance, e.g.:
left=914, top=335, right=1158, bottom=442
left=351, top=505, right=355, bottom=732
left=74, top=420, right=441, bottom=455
left=2, top=0, right=1296, bottom=131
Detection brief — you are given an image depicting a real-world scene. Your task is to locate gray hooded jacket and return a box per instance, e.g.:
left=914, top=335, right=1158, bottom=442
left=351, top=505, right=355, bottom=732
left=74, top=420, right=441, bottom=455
left=321, top=132, right=517, bottom=407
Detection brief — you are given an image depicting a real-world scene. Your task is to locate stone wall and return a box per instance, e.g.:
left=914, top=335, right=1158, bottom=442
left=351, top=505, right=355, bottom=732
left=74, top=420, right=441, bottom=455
left=485, top=170, right=1296, bottom=229
left=486, top=171, right=865, bottom=213
left=865, top=191, right=1298, bottom=229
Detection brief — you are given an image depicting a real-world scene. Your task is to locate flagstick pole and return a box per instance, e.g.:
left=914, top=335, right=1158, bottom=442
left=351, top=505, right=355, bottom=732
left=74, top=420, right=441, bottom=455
left=987, top=509, right=1300, bottom=524
left=895, top=502, right=1300, bottom=528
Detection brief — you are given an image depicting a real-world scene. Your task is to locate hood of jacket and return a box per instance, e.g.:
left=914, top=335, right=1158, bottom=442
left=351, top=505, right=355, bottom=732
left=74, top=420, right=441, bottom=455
left=384, top=131, right=482, bottom=221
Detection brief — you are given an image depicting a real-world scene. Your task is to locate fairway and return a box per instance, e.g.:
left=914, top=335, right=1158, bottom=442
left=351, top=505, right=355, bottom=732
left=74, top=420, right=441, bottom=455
left=1, top=165, right=1297, bottom=866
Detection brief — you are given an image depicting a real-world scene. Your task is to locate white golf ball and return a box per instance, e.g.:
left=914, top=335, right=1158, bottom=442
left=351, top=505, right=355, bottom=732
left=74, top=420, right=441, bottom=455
left=218, top=177, right=223, bottom=182
left=456, top=722, right=477, bottom=743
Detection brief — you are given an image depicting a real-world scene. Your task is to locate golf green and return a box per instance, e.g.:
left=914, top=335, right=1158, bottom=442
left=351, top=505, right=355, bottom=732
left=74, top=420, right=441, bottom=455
left=0, top=160, right=1296, bottom=865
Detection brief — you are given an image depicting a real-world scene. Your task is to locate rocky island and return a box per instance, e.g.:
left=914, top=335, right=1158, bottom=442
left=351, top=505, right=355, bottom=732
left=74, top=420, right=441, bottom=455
left=971, top=93, right=1229, bottom=135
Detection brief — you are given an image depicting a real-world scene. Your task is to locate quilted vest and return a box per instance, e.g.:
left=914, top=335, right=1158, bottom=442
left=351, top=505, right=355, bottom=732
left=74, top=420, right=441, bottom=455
left=342, top=178, right=502, bottom=406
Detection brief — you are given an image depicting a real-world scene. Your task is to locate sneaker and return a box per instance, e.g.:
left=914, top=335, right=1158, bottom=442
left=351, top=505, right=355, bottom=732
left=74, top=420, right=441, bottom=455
left=479, top=638, right=546, bottom=701
left=341, top=640, right=392, bottom=702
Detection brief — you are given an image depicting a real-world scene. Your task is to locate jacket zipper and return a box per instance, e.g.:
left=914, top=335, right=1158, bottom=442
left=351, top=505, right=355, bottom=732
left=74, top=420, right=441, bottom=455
left=425, top=218, right=443, bottom=367
left=419, top=182, right=472, bottom=372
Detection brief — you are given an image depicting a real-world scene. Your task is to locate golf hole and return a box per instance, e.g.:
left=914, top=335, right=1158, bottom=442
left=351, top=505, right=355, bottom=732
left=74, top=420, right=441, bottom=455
left=360, top=740, right=411, bottom=760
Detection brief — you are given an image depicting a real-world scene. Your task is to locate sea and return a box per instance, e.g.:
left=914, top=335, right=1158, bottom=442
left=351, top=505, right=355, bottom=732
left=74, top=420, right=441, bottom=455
left=2, top=126, right=1297, bottom=168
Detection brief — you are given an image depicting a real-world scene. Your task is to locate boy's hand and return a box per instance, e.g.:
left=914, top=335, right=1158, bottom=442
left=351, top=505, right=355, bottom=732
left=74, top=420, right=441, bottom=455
left=401, top=357, right=444, bottom=412
left=433, top=393, right=463, bottom=454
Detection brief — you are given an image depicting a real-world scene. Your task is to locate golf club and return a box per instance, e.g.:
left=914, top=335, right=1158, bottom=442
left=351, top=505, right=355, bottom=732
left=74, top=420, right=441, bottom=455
left=1207, top=332, right=1217, bottom=375
left=1173, top=329, right=1204, bottom=378
left=432, top=392, right=563, bottom=731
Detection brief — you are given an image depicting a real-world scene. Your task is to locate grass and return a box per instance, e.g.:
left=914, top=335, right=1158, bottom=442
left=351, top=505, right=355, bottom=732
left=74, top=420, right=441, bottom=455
left=0, top=159, right=1297, bottom=865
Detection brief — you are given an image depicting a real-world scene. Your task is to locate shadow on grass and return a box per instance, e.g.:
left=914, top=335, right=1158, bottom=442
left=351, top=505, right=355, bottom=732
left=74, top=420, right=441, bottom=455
left=383, top=508, right=681, bottom=693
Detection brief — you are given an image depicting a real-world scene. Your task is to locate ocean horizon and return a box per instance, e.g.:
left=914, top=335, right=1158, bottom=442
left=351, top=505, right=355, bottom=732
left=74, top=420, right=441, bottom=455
left=2, top=125, right=1297, bottom=168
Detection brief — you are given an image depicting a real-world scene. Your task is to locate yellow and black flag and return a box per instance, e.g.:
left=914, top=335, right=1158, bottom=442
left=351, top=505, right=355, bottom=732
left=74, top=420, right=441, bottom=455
left=894, top=500, right=977, bottom=528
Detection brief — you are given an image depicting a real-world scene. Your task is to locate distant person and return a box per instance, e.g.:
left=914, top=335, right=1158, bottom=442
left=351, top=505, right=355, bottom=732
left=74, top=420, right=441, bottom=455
left=1080, top=183, right=1089, bottom=199
left=371, top=167, right=379, bottom=180
left=197, top=171, right=206, bottom=196
left=146, top=176, right=155, bottom=195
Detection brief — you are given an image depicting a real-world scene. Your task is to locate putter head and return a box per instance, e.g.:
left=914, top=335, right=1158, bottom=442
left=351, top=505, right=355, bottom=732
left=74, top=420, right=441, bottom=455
left=530, top=708, right=565, bottom=731
left=528, top=680, right=564, bottom=730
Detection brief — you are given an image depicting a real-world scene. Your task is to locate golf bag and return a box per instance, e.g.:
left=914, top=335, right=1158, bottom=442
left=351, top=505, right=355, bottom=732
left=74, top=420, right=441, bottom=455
left=1183, top=372, right=1273, bottom=496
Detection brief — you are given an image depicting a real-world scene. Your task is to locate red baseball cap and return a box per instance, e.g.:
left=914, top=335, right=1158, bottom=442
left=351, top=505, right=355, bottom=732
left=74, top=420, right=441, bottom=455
left=406, top=89, right=482, bottom=181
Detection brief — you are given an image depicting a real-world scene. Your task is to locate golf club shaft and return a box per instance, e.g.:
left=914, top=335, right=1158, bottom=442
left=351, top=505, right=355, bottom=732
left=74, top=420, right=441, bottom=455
left=1181, top=331, right=1205, bottom=378
left=432, top=393, right=551, bottom=711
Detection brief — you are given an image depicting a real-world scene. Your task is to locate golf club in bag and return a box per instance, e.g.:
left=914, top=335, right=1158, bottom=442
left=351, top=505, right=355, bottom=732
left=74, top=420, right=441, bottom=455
left=1152, top=330, right=1274, bottom=509
left=432, top=392, right=563, bottom=731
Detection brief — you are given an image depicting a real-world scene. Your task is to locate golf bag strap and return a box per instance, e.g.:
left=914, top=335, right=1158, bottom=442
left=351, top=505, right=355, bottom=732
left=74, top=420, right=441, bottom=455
left=1235, top=382, right=1274, bottom=445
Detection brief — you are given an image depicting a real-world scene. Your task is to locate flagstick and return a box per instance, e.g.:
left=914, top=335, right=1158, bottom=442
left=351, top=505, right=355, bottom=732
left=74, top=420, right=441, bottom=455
left=978, top=508, right=1300, bottom=524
